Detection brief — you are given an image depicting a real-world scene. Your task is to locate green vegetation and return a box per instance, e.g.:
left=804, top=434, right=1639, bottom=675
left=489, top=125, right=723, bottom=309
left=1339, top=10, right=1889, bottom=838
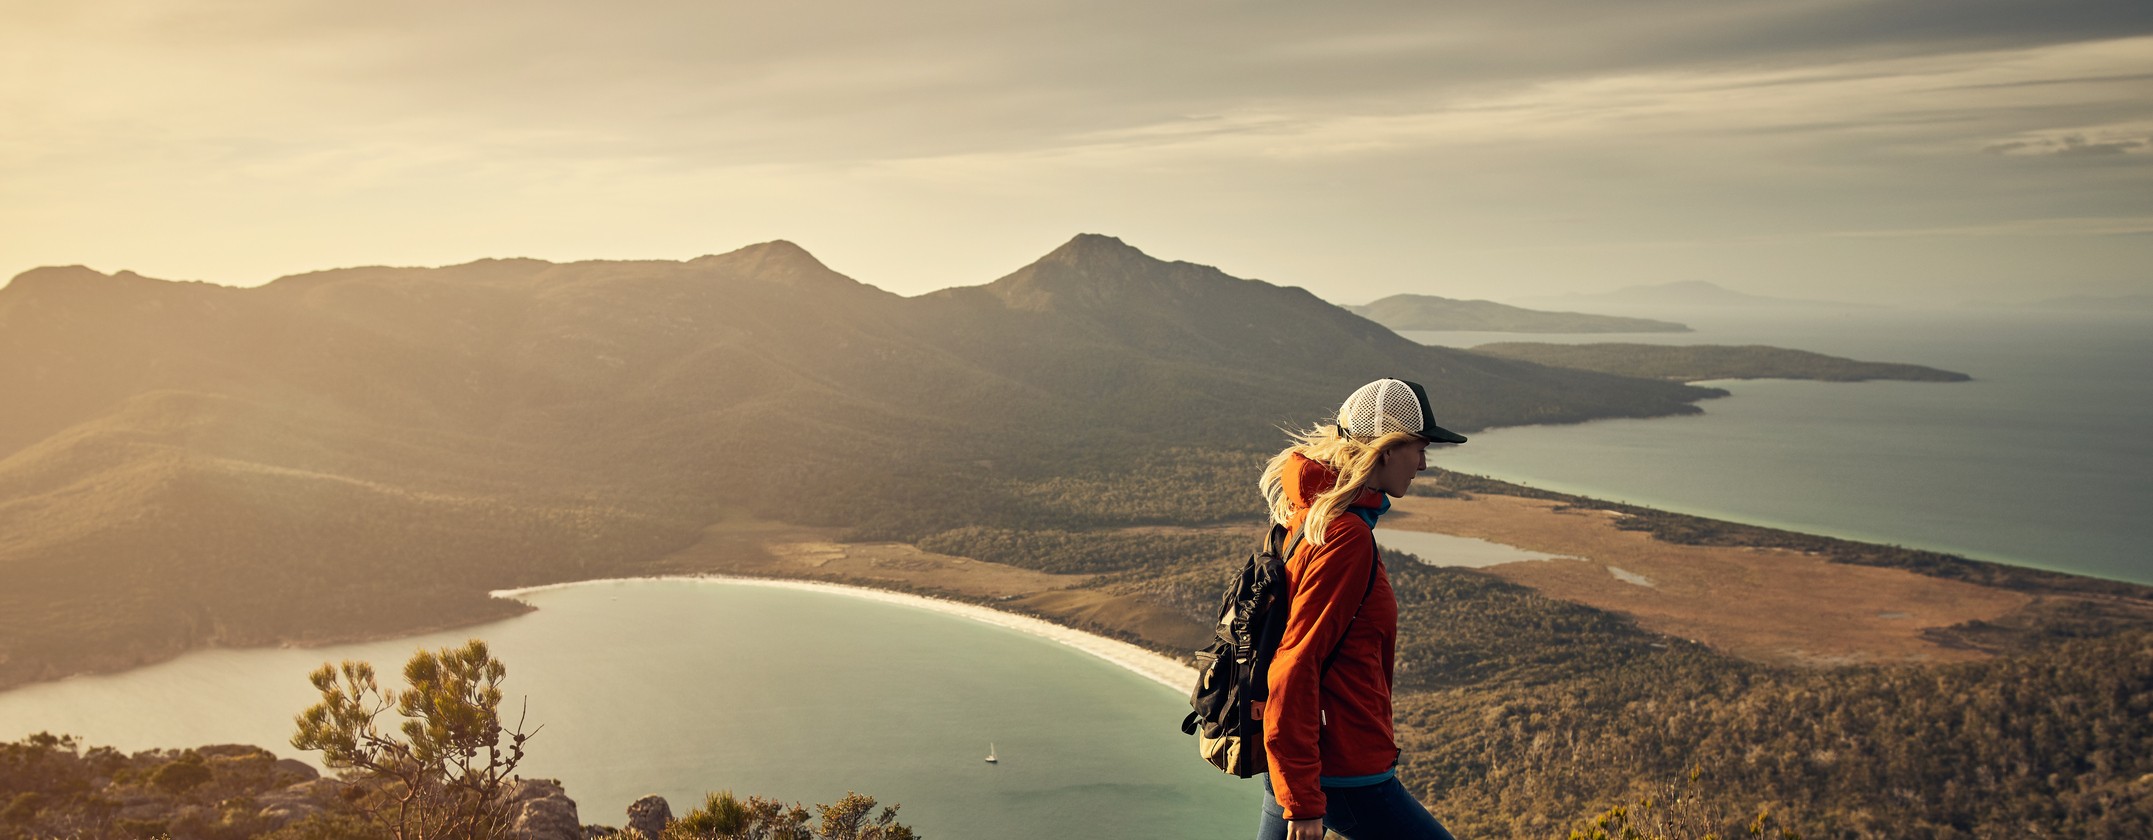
left=1375, top=560, right=2153, bottom=839
left=291, top=640, right=532, bottom=840
left=663, top=790, right=916, bottom=840
left=858, top=463, right=2153, bottom=836
left=1566, top=768, right=1799, bottom=840
left=1, top=643, right=920, bottom=839
left=0, top=733, right=323, bottom=840
left=1349, top=295, right=1691, bottom=333
left=1468, top=342, right=1971, bottom=382
left=918, top=525, right=1244, bottom=574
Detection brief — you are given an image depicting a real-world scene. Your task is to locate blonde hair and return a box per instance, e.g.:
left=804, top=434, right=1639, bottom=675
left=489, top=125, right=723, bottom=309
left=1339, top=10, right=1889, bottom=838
left=1259, top=425, right=1423, bottom=546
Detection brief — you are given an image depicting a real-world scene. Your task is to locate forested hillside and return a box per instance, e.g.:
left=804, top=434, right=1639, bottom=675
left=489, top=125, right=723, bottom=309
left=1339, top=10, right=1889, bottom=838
left=1380, top=562, right=2153, bottom=839
left=0, top=235, right=1721, bottom=689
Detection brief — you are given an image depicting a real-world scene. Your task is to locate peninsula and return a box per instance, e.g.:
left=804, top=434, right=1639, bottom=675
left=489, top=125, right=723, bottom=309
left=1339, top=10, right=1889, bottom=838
left=1469, top=342, right=1973, bottom=382
left=1348, top=293, right=1691, bottom=333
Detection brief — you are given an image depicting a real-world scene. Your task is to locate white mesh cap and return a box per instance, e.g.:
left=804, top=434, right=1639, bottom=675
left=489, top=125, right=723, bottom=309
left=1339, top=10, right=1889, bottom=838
left=1336, top=378, right=1468, bottom=444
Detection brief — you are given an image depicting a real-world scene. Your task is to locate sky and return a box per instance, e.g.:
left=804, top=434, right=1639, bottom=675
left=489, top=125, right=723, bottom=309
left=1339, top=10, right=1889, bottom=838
left=2, top=0, right=2149, bottom=306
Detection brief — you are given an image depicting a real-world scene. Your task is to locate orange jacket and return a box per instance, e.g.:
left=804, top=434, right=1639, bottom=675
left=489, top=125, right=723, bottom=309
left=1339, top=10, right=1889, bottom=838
left=1261, top=453, right=1400, bottom=821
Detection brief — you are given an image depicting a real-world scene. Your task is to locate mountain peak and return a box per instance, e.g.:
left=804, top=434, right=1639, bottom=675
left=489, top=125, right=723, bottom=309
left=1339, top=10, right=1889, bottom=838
left=695, top=239, right=828, bottom=271
left=2, top=265, right=180, bottom=297
left=5, top=265, right=109, bottom=291
left=732, top=239, right=817, bottom=260
left=690, top=239, right=883, bottom=294
left=1039, top=233, right=1153, bottom=266
left=979, top=234, right=1189, bottom=313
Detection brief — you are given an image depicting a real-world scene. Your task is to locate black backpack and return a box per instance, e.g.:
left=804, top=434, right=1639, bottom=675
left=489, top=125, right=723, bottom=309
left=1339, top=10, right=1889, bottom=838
left=1179, top=523, right=1303, bottom=777
left=1181, top=522, right=1378, bottom=777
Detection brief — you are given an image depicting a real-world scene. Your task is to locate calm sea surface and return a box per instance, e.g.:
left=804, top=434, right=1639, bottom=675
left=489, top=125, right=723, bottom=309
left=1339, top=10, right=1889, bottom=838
left=1408, top=307, right=2153, bottom=586
left=0, top=580, right=1252, bottom=839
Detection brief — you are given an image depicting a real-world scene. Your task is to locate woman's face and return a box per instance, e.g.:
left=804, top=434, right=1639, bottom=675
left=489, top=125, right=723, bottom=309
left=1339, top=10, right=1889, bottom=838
left=1371, top=440, right=1429, bottom=498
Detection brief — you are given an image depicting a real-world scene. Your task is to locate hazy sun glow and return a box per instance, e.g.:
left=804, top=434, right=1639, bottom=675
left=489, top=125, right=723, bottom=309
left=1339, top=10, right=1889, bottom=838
left=3, top=0, right=2148, bottom=303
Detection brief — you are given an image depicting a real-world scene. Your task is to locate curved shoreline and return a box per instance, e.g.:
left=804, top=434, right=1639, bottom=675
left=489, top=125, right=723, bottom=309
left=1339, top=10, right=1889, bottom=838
left=490, top=575, right=1200, bottom=693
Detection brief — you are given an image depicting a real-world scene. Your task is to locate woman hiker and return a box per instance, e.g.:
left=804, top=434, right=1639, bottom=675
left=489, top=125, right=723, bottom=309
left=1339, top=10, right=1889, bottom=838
left=1256, top=378, right=1465, bottom=840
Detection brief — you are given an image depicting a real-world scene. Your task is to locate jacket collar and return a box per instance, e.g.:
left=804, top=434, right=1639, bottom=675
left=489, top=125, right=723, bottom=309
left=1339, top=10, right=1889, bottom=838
left=1283, top=452, right=1386, bottom=514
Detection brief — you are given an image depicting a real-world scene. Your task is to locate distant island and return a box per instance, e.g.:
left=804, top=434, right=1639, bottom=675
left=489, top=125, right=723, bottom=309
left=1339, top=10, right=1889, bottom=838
left=1514, top=279, right=1874, bottom=311
left=1347, top=294, right=1691, bottom=333
left=1469, top=342, right=1973, bottom=382
left=2020, top=293, right=2153, bottom=311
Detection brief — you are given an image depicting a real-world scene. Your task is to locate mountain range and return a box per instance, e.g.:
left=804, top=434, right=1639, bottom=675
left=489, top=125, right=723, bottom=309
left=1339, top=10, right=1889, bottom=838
left=0, top=234, right=1722, bottom=688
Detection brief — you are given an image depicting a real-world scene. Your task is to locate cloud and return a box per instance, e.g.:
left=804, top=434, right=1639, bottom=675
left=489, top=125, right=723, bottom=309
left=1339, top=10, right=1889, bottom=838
left=2047, top=135, right=2148, bottom=156
left=10, top=0, right=2152, bottom=168
left=1820, top=216, right=2153, bottom=238
left=1984, top=135, right=2153, bottom=156
left=1983, top=125, right=2153, bottom=156
left=822, top=35, right=2153, bottom=177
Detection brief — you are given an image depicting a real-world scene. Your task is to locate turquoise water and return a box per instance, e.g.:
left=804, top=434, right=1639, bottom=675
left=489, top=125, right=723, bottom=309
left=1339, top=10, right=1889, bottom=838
left=0, top=580, right=1253, bottom=839
left=1408, top=307, right=2153, bottom=586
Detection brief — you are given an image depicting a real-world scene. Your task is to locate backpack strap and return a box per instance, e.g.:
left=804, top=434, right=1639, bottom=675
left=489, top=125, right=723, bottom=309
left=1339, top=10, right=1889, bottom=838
left=1265, top=522, right=1306, bottom=562
left=1250, top=523, right=1306, bottom=660
left=1280, top=527, right=1307, bottom=567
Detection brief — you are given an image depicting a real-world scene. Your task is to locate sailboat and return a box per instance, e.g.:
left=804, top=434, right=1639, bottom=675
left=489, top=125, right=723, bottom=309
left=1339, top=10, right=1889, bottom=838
left=983, top=742, right=998, bottom=764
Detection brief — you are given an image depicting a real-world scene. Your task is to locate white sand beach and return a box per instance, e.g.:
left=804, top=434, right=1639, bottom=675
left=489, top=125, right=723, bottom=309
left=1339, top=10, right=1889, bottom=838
left=492, top=575, right=1200, bottom=692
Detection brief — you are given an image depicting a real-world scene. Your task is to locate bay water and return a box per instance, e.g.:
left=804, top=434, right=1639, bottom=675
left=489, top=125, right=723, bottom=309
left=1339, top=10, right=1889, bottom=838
left=1408, top=306, right=2153, bottom=586
left=0, top=579, right=1252, bottom=839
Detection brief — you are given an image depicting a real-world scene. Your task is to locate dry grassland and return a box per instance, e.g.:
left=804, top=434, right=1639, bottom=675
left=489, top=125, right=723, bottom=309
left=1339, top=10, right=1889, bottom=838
left=666, top=494, right=2061, bottom=670
left=1388, top=494, right=2035, bottom=666
left=651, top=517, right=1213, bottom=651
left=653, top=517, right=1086, bottom=599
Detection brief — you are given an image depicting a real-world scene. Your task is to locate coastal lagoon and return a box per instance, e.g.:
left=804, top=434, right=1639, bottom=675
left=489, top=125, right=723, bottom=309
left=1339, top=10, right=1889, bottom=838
left=1374, top=527, right=1575, bottom=568
left=0, top=579, right=1252, bottom=839
left=1409, top=307, right=2153, bottom=586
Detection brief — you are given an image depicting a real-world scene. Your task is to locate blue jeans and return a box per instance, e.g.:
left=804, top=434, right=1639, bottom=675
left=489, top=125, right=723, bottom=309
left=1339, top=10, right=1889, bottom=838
left=1256, top=773, right=1458, bottom=840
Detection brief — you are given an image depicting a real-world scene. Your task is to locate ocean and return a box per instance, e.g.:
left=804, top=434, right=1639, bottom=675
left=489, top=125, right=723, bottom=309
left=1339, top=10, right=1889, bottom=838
left=1405, top=306, right=2153, bottom=586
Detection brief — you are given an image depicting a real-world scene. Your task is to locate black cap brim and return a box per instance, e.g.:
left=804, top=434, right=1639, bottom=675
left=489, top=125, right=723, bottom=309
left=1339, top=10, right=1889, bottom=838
left=1419, top=426, right=1468, bottom=445
left=1402, top=380, right=1468, bottom=444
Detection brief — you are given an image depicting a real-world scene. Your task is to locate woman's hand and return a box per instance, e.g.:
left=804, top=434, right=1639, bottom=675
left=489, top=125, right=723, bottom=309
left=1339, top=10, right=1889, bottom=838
left=1287, top=817, right=1326, bottom=840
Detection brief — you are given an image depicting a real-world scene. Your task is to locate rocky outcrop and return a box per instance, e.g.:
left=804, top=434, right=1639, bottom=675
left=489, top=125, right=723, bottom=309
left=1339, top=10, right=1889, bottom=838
left=255, top=778, right=345, bottom=831
left=271, top=758, right=319, bottom=780
left=506, top=778, right=583, bottom=840
left=625, top=794, right=672, bottom=839
left=116, top=792, right=163, bottom=821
